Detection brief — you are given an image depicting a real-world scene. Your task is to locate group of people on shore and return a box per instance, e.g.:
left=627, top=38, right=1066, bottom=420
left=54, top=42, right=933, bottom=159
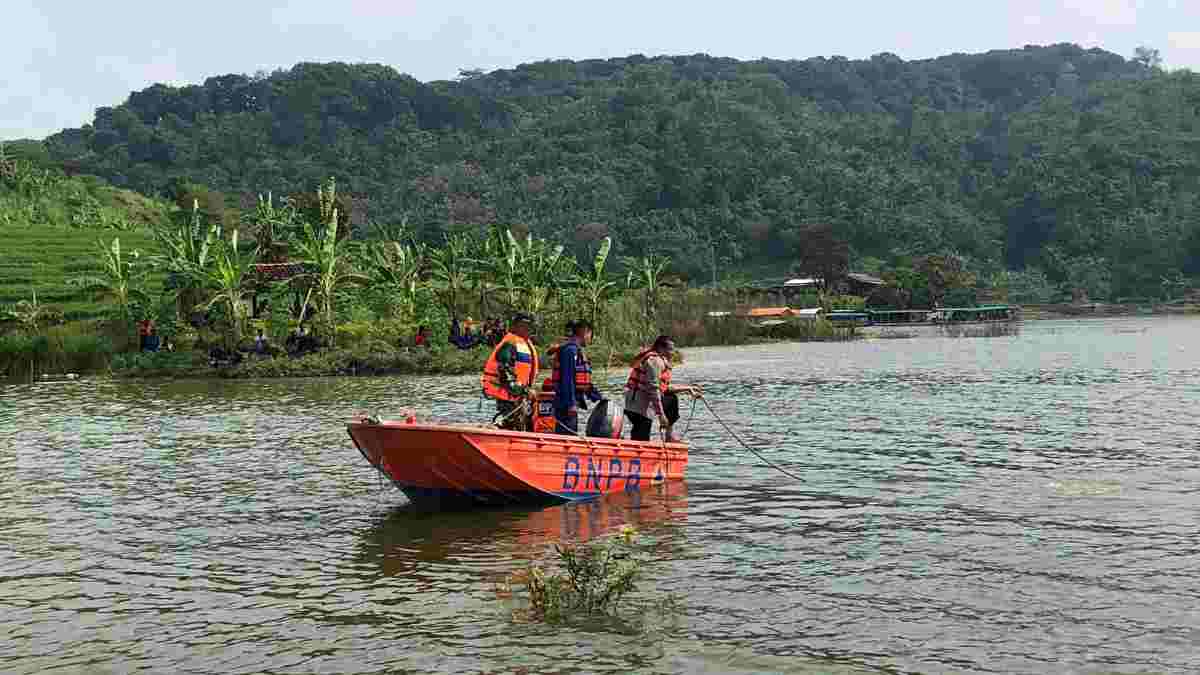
left=481, top=313, right=701, bottom=442
left=448, top=317, right=504, bottom=350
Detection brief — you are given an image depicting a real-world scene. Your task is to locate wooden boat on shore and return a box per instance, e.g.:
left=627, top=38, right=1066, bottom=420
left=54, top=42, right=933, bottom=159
left=347, top=417, right=688, bottom=509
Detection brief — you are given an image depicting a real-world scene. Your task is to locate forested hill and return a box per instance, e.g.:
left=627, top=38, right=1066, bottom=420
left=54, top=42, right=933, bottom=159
left=43, top=43, right=1200, bottom=299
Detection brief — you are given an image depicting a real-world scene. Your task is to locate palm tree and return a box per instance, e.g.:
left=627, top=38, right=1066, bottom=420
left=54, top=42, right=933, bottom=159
left=291, top=206, right=369, bottom=347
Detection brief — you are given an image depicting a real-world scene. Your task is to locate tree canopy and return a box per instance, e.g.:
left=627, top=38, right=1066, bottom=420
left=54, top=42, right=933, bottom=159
left=41, top=43, right=1200, bottom=299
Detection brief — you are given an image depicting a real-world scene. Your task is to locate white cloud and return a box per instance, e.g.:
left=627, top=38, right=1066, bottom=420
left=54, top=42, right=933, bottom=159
left=1062, top=0, right=1139, bottom=26
left=1166, top=31, right=1200, bottom=70
left=1167, top=31, right=1200, bottom=50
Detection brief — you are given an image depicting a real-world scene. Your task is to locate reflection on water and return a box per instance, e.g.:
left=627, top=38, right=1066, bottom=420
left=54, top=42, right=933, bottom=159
left=361, top=483, right=688, bottom=581
left=3, top=316, right=1200, bottom=674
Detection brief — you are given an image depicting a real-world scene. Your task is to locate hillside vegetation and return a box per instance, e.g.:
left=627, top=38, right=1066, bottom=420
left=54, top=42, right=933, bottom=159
left=0, top=150, right=168, bottom=321
left=37, top=43, right=1200, bottom=299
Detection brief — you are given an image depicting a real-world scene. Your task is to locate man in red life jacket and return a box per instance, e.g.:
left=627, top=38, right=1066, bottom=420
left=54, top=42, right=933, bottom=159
left=542, top=319, right=604, bottom=434
left=623, top=335, right=701, bottom=442
left=481, top=313, right=539, bottom=430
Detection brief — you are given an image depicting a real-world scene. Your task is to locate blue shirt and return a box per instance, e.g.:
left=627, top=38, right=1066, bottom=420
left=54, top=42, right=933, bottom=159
left=554, top=339, right=602, bottom=412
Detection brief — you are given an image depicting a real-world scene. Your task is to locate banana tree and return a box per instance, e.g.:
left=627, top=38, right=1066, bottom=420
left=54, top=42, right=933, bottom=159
left=468, top=228, right=505, bottom=319
left=427, top=234, right=474, bottom=320
left=623, top=252, right=671, bottom=323
left=510, top=230, right=568, bottom=317
left=291, top=207, right=369, bottom=347
left=245, top=192, right=297, bottom=263
left=573, top=236, right=619, bottom=329
left=71, top=237, right=152, bottom=336
left=491, top=227, right=525, bottom=312
left=2, top=289, right=60, bottom=336
left=190, top=229, right=260, bottom=350
left=366, top=239, right=426, bottom=320
left=152, top=199, right=221, bottom=323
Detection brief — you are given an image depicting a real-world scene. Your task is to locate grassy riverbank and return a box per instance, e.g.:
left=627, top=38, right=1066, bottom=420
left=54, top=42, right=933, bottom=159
left=7, top=314, right=859, bottom=380
left=17, top=301, right=1200, bottom=381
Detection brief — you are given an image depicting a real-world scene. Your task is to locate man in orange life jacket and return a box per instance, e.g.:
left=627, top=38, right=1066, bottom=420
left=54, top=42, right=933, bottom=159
left=623, top=335, right=701, bottom=442
left=481, top=313, right=539, bottom=430
left=543, top=319, right=603, bottom=434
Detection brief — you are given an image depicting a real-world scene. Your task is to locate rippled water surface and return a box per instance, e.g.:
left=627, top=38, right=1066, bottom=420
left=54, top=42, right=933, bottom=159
left=4, top=317, right=1200, bottom=674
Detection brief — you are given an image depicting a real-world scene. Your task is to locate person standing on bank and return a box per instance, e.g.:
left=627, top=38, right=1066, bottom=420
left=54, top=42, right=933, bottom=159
left=481, top=313, right=539, bottom=430
left=544, top=319, right=603, bottom=435
left=623, top=335, right=701, bottom=442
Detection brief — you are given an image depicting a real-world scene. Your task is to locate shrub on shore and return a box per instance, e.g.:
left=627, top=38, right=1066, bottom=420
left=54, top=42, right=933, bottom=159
left=214, top=345, right=486, bottom=378
left=0, top=323, right=116, bottom=377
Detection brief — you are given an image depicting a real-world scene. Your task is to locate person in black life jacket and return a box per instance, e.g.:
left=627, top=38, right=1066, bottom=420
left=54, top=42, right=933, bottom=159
left=544, top=319, right=603, bottom=435
left=623, top=335, right=701, bottom=442
left=481, top=313, right=539, bottom=430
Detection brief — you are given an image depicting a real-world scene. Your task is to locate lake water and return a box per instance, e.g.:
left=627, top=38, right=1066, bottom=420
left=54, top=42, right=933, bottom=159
left=3, top=316, right=1200, bottom=674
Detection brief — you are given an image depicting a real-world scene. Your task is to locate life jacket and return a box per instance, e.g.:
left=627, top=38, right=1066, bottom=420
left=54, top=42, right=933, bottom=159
left=481, top=332, right=539, bottom=401
left=625, top=348, right=671, bottom=396
left=541, top=339, right=595, bottom=395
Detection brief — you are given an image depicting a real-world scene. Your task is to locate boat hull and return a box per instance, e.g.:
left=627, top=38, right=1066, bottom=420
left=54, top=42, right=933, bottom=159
left=347, top=419, right=688, bottom=509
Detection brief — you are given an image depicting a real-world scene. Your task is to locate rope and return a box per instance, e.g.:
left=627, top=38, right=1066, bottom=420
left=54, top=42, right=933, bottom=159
left=491, top=397, right=531, bottom=428
left=553, top=412, right=615, bottom=458
left=681, top=395, right=699, bottom=438
left=698, top=397, right=805, bottom=482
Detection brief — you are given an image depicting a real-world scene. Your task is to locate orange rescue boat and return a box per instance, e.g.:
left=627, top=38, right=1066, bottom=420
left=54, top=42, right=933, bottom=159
left=347, top=417, right=688, bottom=509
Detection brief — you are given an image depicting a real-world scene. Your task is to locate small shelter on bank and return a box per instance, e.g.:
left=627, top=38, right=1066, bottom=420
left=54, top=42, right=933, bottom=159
left=729, top=272, right=884, bottom=307
left=844, top=273, right=885, bottom=296
left=249, top=262, right=318, bottom=320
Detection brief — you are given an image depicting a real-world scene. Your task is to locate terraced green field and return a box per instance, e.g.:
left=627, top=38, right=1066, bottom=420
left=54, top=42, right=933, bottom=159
left=1, top=160, right=175, bottom=322
left=0, top=224, right=161, bottom=321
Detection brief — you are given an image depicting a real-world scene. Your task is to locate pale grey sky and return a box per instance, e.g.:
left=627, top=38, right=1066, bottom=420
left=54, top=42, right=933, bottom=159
left=4, top=0, right=1198, bottom=140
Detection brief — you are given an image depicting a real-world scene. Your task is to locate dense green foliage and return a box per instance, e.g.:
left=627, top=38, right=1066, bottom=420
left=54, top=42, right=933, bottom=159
left=0, top=156, right=167, bottom=322
left=41, top=44, right=1200, bottom=299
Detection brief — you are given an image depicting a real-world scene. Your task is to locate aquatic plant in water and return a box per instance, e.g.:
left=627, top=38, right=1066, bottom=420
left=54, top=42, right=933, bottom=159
left=499, top=526, right=645, bottom=623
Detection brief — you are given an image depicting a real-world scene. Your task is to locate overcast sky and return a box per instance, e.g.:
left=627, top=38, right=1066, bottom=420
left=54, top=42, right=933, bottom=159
left=4, top=0, right=1199, bottom=141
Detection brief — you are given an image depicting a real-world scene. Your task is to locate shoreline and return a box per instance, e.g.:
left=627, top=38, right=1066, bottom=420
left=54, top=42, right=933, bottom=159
left=1018, top=302, right=1200, bottom=320
left=16, top=305, right=1199, bottom=382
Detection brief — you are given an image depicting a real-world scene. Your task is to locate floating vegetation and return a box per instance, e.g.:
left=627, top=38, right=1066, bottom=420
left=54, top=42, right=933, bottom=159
left=497, top=526, right=663, bottom=624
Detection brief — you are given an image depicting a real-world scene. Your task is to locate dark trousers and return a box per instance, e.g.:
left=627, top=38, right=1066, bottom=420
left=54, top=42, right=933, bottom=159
left=626, top=392, right=680, bottom=441
left=554, top=408, right=579, bottom=435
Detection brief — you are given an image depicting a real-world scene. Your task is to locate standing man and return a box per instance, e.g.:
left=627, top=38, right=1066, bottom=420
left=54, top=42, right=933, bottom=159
left=623, top=335, right=701, bottom=442
left=544, top=320, right=603, bottom=434
left=481, top=313, right=539, bottom=430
